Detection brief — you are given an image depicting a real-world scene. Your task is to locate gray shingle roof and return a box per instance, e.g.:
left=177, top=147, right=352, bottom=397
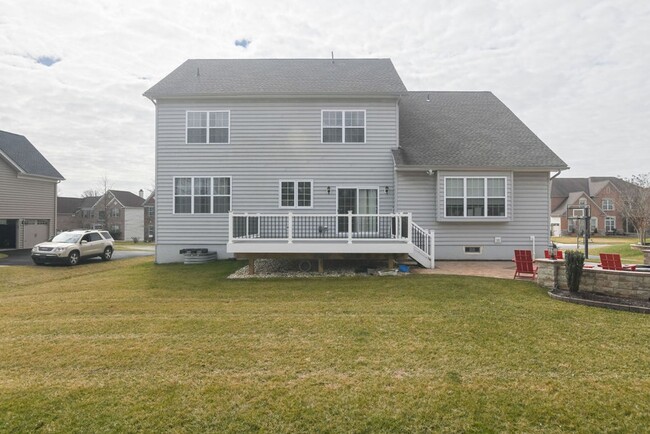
left=0, top=130, right=64, bottom=179
left=57, top=197, right=84, bottom=214
left=393, top=92, right=568, bottom=170
left=110, top=190, right=145, bottom=207
left=144, top=59, right=407, bottom=98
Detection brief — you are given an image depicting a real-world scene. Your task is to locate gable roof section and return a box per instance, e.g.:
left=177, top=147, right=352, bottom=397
left=110, top=190, right=145, bottom=207
left=57, top=197, right=84, bottom=214
left=144, top=58, right=407, bottom=98
left=143, top=190, right=155, bottom=206
left=551, top=178, right=590, bottom=198
left=0, top=130, right=64, bottom=180
left=393, top=92, right=568, bottom=170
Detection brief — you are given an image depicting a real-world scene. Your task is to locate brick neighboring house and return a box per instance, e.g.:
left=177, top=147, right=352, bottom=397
left=550, top=177, right=635, bottom=236
left=143, top=190, right=155, bottom=242
left=57, top=190, right=146, bottom=240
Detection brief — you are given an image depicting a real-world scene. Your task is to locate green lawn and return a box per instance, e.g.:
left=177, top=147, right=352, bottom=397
left=2, top=258, right=650, bottom=432
left=0, top=252, right=7, bottom=259
left=552, top=235, right=637, bottom=245
left=589, top=244, right=645, bottom=264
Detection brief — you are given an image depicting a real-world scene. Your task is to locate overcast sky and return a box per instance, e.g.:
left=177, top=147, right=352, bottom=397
left=1, top=0, right=648, bottom=197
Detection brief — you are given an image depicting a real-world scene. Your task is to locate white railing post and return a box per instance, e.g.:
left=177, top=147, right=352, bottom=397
left=407, top=212, right=412, bottom=244
left=347, top=211, right=353, bottom=244
left=244, top=212, right=249, bottom=238
left=228, top=211, right=233, bottom=243
left=288, top=212, right=293, bottom=244
left=429, top=229, right=435, bottom=269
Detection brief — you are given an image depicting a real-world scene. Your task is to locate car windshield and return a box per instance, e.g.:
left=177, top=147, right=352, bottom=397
left=51, top=233, right=82, bottom=243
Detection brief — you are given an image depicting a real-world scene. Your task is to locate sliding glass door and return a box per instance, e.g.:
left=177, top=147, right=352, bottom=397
left=337, top=188, right=378, bottom=233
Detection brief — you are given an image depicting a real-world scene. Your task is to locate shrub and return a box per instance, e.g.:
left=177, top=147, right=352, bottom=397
left=565, top=250, right=585, bottom=292
left=132, top=237, right=139, bottom=244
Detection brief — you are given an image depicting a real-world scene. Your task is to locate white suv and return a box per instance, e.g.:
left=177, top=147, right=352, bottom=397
left=31, top=230, right=114, bottom=265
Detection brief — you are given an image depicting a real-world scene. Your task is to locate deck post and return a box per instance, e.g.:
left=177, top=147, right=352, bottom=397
left=228, top=211, right=233, bottom=243
left=288, top=212, right=293, bottom=244
left=318, top=258, right=324, bottom=273
left=347, top=211, right=353, bottom=244
left=388, top=257, right=395, bottom=269
left=429, top=229, right=435, bottom=269
left=407, top=213, right=412, bottom=244
left=248, top=257, right=255, bottom=275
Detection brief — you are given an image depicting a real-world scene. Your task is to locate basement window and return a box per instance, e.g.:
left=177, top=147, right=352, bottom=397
left=464, top=246, right=482, bottom=254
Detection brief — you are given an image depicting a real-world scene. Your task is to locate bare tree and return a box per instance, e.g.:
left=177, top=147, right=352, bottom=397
left=81, top=188, right=101, bottom=198
left=617, top=173, right=650, bottom=245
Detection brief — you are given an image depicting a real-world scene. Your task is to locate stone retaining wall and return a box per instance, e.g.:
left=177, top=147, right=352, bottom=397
left=536, top=259, right=650, bottom=301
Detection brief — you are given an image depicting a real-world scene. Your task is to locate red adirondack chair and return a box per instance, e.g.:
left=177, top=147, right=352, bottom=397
left=544, top=249, right=564, bottom=259
left=514, top=250, right=538, bottom=279
left=599, top=253, right=637, bottom=271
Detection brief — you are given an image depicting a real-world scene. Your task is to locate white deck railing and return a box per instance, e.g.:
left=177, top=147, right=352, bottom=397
left=229, top=211, right=412, bottom=244
left=228, top=211, right=434, bottom=268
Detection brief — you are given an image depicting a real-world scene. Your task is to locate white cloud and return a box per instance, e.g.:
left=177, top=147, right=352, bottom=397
left=0, top=0, right=648, bottom=196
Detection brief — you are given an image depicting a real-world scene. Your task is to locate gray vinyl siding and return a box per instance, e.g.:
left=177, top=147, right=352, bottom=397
left=155, top=98, right=398, bottom=254
left=397, top=170, right=550, bottom=260
left=0, top=157, right=58, bottom=247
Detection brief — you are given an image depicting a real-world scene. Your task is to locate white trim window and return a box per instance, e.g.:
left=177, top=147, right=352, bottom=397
left=444, top=177, right=507, bottom=218
left=322, top=110, right=365, bottom=143
left=279, top=180, right=313, bottom=208
left=186, top=111, right=230, bottom=144
left=173, top=176, right=231, bottom=214
left=605, top=216, right=616, bottom=233
left=602, top=198, right=614, bottom=211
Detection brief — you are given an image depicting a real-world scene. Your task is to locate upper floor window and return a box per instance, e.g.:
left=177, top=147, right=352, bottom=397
left=444, top=177, right=506, bottom=218
left=110, top=208, right=120, bottom=218
left=578, top=198, right=587, bottom=206
left=322, top=110, right=365, bottom=143
left=280, top=180, right=312, bottom=208
left=174, top=176, right=231, bottom=214
left=602, top=198, right=614, bottom=211
left=146, top=206, right=155, bottom=217
left=186, top=111, right=230, bottom=144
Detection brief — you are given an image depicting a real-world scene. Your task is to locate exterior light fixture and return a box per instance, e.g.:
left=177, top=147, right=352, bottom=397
left=385, top=186, right=390, bottom=194
left=326, top=186, right=331, bottom=195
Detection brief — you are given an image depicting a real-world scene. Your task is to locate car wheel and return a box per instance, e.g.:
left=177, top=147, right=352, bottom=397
left=32, top=258, right=43, bottom=265
left=67, top=251, right=80, bottom=266
left=102, top=247, right=113, bottom=261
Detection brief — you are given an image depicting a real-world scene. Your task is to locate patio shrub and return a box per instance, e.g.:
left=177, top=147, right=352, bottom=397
left=565, top=250, right=585, bottom=292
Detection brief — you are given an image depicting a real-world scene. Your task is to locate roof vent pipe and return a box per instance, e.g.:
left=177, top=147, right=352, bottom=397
left=426, top=94, right=430, bottom=102
left=196, top=68, right=200, bottom=77
left=331, top=51, right=334, bottom=63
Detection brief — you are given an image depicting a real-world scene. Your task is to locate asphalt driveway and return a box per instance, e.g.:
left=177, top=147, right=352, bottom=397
left=0, top=247, right=154, bottom=266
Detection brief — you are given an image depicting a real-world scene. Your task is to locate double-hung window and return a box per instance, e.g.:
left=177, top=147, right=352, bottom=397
left=279, top=180, right=312, bottom=208
left=186, top=111, right=230, bottom=144
left=322, top=110, right=365, bottom=143
left=173, top=176, right=231, bottom=214
left=602, top=198, right=614, bottom=211
left=444, top=177, right=507, bottom=218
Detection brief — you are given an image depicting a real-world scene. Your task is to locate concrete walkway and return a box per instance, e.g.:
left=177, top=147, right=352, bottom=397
left=412, top=261, right=517, bottom=280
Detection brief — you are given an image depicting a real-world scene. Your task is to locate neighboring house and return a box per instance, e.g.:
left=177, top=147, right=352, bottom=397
left=144, top=58, right=567, bottom=265
left=57, top=190, right=145, bottom=240
left=550, top=177, right=634, bottom=236
left=143, top=190, right=155, bottom=241
left=0, top=130, right=64, bottom=249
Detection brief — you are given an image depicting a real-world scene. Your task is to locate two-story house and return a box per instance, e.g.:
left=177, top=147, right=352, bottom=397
left=550, top=177, right=634, bottom=236
left=144, top=58, right=567, bottom=266
left=57, top=190, right=146, bottom=240
left=0, top=130, right=64, bottom=249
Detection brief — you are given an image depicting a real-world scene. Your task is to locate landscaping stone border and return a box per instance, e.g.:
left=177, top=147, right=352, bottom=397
left=538, top=259, right=650, bottom=313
